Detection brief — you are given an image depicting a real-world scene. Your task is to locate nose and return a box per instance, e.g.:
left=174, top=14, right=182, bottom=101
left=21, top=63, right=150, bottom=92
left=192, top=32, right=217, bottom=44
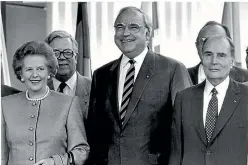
left=32, top=70, right=38, bottom=77
left=211, top=55, right=218, bottom=64
left=57, top=53, right=66, bottom=60
left=123, top=26, right=131, bottom=36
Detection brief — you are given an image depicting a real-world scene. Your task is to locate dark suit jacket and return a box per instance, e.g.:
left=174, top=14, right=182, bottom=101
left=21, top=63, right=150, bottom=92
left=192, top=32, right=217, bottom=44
left=1, top=84, right=21, bottom=97
left=169, top=79, right=248, bottom=165
left=86, top=51, right=192, bottom=165
left=48, top=72, right=91, bottom=119
left=188, top=63, right=248, bottom=85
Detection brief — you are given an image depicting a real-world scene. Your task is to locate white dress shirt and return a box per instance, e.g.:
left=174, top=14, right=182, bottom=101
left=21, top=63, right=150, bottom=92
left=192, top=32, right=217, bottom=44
left=198, top=64, right=206, bottom=84
left=53, top=72, right=77, bottom=96
left=118, top=47, right=148, bottom=110
left=203, top=76, right=230, bottom=127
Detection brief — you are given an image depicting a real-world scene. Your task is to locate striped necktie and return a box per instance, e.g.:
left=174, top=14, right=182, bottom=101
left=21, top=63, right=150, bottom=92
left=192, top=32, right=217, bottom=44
left=59, top=82, right=67, bottom=93
left=120, top=59, right=135, bottom=125
left=205, top=88, right=218, bottom=143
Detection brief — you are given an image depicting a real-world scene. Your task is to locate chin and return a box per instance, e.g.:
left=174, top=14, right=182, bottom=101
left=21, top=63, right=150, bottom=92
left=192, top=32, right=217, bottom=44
left=121, top=48, right=134, bottom=53
left=27, top=84, right=43, bottom=92
left=57, top=71, right=69, bottom=76
left=30, top=87, right=42, bottom=92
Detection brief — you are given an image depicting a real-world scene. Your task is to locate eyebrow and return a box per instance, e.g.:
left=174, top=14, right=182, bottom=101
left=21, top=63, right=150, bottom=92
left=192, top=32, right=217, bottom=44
left=203, top=51, right=212, bottom=54
left=217, top=52, right=227, bottom=56
left=115, top=23, right=125, bottom=26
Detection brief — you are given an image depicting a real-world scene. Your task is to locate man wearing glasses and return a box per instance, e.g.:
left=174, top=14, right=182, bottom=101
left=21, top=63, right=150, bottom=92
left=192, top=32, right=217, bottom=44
left=188, top=21, right=248, bottom=85
left=86, top=6, right=191, bottom=165
left=45, top=30, right=91, bottom=119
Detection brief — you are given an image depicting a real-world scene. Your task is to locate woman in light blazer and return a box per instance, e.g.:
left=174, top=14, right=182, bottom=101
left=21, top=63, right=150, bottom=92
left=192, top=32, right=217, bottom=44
left=1, top=41, right=89, bottom=165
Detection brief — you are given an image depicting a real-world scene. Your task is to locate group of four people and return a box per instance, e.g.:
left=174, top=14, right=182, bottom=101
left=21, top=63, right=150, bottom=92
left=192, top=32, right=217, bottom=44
left=1, top=6, right=247, bottom=165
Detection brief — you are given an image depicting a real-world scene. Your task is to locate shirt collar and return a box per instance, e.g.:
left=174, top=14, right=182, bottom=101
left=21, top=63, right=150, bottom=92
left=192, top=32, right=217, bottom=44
left=204, top=76, right=230, bottom=97
left=53, top=72, right=77, bottom=91
left=121, top=47, right=148, bottom=68
left=66, top=72, right=77, bottom=90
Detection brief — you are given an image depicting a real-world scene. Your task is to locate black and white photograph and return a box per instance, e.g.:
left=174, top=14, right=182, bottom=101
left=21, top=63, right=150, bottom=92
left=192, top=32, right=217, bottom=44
left=1, top=1, right=248, bottom=165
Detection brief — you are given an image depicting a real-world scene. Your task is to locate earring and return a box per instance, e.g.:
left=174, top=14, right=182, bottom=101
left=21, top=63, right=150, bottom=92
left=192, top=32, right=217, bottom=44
left=21, top=78, right=24, bottom=82
left=48, top=75, right=51, bottom=80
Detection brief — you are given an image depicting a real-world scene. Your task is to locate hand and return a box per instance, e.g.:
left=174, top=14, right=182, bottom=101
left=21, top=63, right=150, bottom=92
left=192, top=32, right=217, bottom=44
left=33, top=158, right=55, bottom=165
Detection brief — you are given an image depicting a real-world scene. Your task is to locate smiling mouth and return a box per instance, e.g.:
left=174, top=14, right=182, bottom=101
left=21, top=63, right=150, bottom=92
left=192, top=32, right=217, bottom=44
left=59, top=64, right=68, bottom=67
left=30, top=80, right=41, bottom=84
left=209, top=69, right=219, bottom=72
left=121, top=40, right=133, bottom=43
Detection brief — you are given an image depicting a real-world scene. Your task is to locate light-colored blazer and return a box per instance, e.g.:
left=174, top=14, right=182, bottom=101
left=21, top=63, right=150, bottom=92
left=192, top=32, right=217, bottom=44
left=1, top=90, right=89, bottom=165
left=48, top=72, right=92, bottom=119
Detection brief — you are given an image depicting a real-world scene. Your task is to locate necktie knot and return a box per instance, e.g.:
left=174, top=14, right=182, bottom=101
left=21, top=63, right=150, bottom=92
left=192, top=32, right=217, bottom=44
left=129, top=59, right=135, bottom=65
left=59, top=82, right=67, bottom=93
left=211, top=88, right=218, bottom=96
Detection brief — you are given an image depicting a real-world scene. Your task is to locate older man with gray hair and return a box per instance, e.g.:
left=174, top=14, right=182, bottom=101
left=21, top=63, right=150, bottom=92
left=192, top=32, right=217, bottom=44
left=45, top=30, right=91, bottom=119
left=170, top=35, right=248, bottom=165
left=86, top=6, right=192, bottom=165
left=188, top=21, right=248, bottom=84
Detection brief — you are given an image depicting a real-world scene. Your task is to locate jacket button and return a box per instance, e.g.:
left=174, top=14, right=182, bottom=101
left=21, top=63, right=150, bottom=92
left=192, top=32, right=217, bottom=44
left=206, top=150, right=211, bottom=155
left=32, top=102, right=36, bottom=106
left=29, top=157, right=33, bottom=161
left=29, top=127, right=34, bottom=131
left=29, top=142, right=33, bottom=146
left=30, top=115, right=35, bottom=118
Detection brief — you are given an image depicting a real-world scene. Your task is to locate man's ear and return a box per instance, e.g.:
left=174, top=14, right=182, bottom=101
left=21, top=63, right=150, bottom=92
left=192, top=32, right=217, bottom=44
left=145, top=29, right=151, bottom=41
left=74, top=53, right=78, bottom=64
left=230, top=58, right=234, bottom=67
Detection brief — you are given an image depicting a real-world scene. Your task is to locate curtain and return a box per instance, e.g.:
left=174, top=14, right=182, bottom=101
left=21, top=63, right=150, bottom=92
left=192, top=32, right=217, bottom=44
left=222, top=2, right=242, bottom=67
left=75, top=2, right=92, bottom=78
left=0, top=2, right=11, bottom=85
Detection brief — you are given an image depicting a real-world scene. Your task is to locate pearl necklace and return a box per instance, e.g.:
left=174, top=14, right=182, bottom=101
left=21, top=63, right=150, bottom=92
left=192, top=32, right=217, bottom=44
left=26, top=86, right=50, bottom=101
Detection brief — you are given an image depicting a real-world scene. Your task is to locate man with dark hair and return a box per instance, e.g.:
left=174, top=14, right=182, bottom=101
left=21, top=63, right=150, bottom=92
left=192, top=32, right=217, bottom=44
left=86, top=6, right=192, bottom=165
left=170, top=35, right=248, bottom=165
left=188, top=21, right=248, bottom=84
left=45, top=30, right=91, bottom=119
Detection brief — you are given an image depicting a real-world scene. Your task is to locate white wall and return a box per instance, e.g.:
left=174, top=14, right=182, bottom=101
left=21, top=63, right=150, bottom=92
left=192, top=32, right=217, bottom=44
left=6, top=4, right=46, bottom=90
left=239, top=2, right=248, bottom=68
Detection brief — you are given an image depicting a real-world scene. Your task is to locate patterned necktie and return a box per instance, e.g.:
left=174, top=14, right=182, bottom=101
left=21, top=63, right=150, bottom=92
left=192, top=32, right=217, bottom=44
left=58, top=82, right=67, bottom=93
left=120, top=59, right=135, bottom=125
left=205, top=88, right=218, bottom=143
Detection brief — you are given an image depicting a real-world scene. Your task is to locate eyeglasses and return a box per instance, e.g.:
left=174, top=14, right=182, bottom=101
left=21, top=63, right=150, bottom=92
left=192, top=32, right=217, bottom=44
left=196, top=37, right=207, bottom=45
left=53, top=49, right=75, bottom=59
left=114, top=23, right=143, bottom=34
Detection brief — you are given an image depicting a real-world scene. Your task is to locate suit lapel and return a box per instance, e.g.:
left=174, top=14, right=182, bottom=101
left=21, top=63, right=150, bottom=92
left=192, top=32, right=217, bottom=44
left=192, top=81, right=208, bottom=145
left=109, top=57, right=122, bottom=128
left=210, top=79, right=241, bottom=142
left=122, top=52, right=155, bottom=128
left=75, top=72, right=82, bottom=96
left=75, top=72, right=90, bottom=97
